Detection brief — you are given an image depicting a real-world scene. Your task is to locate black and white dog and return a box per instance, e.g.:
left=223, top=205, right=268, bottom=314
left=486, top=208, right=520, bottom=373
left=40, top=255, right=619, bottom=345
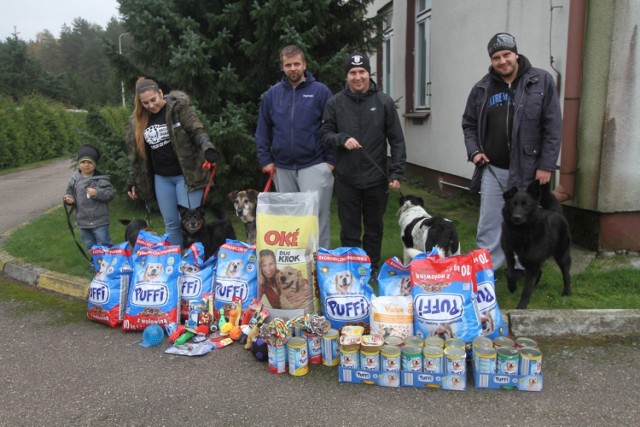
left=397, top=195, right=460, bottom=263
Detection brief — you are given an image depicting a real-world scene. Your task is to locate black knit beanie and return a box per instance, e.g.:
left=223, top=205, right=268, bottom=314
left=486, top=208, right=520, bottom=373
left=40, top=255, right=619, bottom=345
left=77, top=144, right=100, bottom=165
left=344, top=52, right=371, bottom=75
left=487, top=33, right=518, bottom=57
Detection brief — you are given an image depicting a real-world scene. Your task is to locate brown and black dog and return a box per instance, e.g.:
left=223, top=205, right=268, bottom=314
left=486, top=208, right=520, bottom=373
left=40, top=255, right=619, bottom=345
left=227, top=189, right=258, bottom=245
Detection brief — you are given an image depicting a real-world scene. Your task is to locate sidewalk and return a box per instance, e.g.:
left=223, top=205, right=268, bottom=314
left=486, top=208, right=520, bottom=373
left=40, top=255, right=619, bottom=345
left=2, top=247, right=639, bottom=341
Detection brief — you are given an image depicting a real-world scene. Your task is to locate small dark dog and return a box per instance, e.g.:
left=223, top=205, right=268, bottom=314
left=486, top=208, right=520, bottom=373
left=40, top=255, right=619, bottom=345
left=227, top=189, right=258, bottom=245
left=119, top=219, right=150, bottom=250
left=178, top=204, right=236, bottom=260
left=397, top=194, right=460, bottom=263
left=501, top=180, right=572, bottom=309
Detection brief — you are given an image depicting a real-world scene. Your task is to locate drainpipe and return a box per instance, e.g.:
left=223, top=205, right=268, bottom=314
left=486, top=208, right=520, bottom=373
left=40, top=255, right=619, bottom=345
left=554, top=0, right=587, bottom=202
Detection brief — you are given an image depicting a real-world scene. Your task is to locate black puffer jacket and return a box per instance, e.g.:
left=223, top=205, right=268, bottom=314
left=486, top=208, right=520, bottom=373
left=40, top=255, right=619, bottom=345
left=125, top=91, right=215, bottom=202
left=321, top=81, right=406, bottom=189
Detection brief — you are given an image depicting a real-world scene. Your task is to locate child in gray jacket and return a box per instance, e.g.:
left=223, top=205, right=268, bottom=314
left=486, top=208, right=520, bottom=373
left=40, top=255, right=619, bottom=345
left=63, top=144, right=115, bottom=250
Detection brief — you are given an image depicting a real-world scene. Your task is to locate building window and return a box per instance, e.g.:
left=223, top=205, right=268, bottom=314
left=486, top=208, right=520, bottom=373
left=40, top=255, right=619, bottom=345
left=382, top=7, right=393, bottom=97
left=415, top=0, right=431, bottom=110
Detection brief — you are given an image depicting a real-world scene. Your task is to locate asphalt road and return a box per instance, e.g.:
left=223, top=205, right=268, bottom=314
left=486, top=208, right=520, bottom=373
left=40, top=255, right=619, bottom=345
left=0, top=158, right=73, bottom=238
left=1, top=161, right=639, bottom=426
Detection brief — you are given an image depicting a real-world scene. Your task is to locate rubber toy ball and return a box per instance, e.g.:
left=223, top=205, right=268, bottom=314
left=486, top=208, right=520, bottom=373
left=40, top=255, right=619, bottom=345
left=251, top=337, right=268, bottom=361
left=139, top=324, right=164, bottom=348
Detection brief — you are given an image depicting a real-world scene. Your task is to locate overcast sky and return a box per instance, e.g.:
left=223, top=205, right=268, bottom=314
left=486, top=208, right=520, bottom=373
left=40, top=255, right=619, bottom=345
left=1, top=0, right=120, bottom=42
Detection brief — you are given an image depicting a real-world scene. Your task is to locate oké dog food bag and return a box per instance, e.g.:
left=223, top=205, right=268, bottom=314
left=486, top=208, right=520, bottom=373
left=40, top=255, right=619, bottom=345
left=88, top=242, right=133, bottom=327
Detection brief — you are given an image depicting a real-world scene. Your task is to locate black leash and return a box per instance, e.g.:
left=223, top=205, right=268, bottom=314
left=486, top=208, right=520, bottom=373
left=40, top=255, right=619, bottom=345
left=63, top=202, right=92, bottom=262
left=358, top=147, right=404, bottom=197
left=484, top=164, right=507, bottom=193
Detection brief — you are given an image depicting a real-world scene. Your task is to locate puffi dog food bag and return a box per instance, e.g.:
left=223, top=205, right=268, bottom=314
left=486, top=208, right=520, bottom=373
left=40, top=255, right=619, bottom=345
left=471, top=248, right=508, bottom=339
left=377, top=257, right=412, bottom=297
left=214, top=239, right=257, bottom=312
left=410, top=252, right=481, bottom=344
left=256, top=192, right=319, bottom=317
left=317, top=247, right=374, bottom=330
left=179, top=242, right=216, bottom=320
left=122, top=245, right=182, bottom=331
left=88, top=242, right=133, bottom=327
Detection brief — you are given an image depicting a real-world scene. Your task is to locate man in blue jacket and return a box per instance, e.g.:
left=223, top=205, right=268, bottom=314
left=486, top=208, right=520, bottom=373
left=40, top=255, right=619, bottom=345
left=321, top=52, right=406, bottom=275
left=256, top=45, right=335, bottom=249
left=462, top=33, right=562, bottom=269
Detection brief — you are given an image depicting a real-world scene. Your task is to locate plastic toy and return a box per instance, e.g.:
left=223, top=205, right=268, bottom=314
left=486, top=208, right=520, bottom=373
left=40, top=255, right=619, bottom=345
left=175, top=331, right=195, bottom=345
left=251, top=337, right=268, bottom=361
left=139, top=324, right=164, bottom=348
left=230, top=325, right=243, bottom=341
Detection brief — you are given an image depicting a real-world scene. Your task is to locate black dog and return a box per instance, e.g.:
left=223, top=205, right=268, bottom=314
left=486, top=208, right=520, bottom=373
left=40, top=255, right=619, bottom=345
left=119, top=219, right=150, bottom=250
left=178, top=205, right=236, bottom=260
left=501, top=181, right=572, bottom=309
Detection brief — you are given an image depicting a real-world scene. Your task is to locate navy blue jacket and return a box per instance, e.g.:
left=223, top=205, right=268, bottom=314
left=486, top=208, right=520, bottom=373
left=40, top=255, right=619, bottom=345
left=462, top=55, right=562, bottom=192
left=255, top=71, right=334, bottom=170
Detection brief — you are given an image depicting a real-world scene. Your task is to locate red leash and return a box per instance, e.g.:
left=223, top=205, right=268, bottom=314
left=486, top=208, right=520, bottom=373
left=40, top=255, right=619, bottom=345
left=201, top=161, right=217, bottom=204
left=262, top=168, right=275, bottom=192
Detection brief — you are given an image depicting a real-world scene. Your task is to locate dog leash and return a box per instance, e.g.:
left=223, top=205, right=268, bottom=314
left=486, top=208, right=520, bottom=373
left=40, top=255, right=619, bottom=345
left=358, top=147, right=404, bottom=197
left=262, top=168, right=275, bottom=192
left=63, top=203, right=92, bottom=262
left=201, top=161, right=217, bottom=204
left=485, top=164, right=507, bottom=193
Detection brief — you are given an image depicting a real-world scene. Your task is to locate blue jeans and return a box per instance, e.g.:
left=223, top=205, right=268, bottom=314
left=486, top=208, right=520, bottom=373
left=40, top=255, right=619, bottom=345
left=80, top=224, right=112, bottom=251
left=154, top=174, right=204, bottom=246
left=477, top=165, right=509, bottom=269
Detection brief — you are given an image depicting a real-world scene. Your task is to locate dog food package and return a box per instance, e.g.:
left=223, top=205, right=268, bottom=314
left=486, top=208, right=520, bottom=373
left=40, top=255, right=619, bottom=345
left=132, top=229, right=170, bottom=258
left=179, top=242, right=216, bottom=321
left=410, top=253, right=482, bottom=345
left=471, top=248, right=508, bottom=339
left=378, top=257, right=412, bottom=297
left=122, top=244, right=182, bottom=331
left=370, top=295, right=414, bottom=338
left=88, top=242, right=133, bottom=328
left=214, top=239, right=257, bottom=312
left=317, top=247, right=375, bottom=330
left=256, top=192, right=319, bottom=316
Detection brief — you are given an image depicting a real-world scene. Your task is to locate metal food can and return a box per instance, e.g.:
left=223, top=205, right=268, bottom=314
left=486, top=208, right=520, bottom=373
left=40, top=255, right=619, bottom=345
left=515, top=337, right=539, bottom=349
left=493, top=336, right=515, bottom=349
left=304, top=332, right=322, bottom=365
left=474, top=346, right=497, bottom=374
left=496, top=347, right=520, bottom=375
left=472, top=335, right=494, bottom=366
left=340, top=347, right=359, bottom=369
left=422, top=345, right=443, bottom=374
left=381, top=345, right=401, bottom=372
left=384, top=336, right=404, bottom=347
left=321, top=329, right=339, bottom=367
left=360, top=349, right=381, bottom=372
left=404, top=336, right=424, bottom=348
left=424, top=336, right=445, bottom=349
left=267, top=344, right=287, bottom=374
left=401, top=345, right=423, bottom=372
left=444, top=347, right=466, bottom=375
left=287, top=337, right=308, bottom=376
left=445, top=337, right=465, bottom=350
left=519, top=347, right=542, bottom=375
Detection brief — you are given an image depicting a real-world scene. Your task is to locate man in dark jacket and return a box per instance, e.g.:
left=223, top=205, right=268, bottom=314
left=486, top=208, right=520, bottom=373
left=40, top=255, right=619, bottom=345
left=321, top=52, right=406, bottom=274
left=256, top=45, right=335, bottom=249
left=462, top=33, right=562, bottom=269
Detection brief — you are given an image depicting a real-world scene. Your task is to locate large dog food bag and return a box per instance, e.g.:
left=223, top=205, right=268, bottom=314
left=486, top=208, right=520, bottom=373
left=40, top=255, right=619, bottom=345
left=317, top=247, right=374, bottom=330
left=378, top=257, right=412, bottom=297
left=256, top=192, right=319, bottom=317
left=88, top=242, right=133, bottom=327
left=179, top=242, right=216, bottom=320
left=122, top=244, right=182, bottom=331
left=471, top=248, right=508, bottom=339
left=410, top=252, right=482, bottom=344
left=214, top=239, right=257, bottom=312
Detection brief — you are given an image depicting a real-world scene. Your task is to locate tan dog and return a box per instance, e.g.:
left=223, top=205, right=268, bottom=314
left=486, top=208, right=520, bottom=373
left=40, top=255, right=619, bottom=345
left=277, top=266, right=310, bottom=309
left=333, top=270, right=355, bottom=294
left=142, top=263, right=163, bottom=282
left=227, top=189, right=258, bottom=244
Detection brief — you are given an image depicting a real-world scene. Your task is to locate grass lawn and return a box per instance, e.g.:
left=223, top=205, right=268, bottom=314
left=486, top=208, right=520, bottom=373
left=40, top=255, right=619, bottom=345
left=2, top=180, right=639, bottom=310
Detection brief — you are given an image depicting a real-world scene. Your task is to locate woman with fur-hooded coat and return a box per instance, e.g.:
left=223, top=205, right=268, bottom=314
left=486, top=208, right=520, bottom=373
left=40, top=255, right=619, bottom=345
left=125, top=77, right=218, bottom=246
